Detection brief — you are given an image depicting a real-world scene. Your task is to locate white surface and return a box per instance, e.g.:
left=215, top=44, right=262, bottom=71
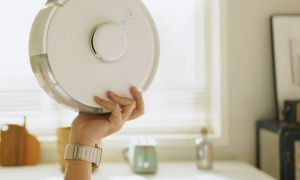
left=46, top=0, right=158, bottom=105
left=0, top=161, right=274, bottom=180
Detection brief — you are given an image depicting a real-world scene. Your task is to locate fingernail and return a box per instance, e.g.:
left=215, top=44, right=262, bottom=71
left=107, top=91, right=115, bottom=97
left=133, top=87, right=139, bottom=92
left=130, top=86, right=136, bottom=91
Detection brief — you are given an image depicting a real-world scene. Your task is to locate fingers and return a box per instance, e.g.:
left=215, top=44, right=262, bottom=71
left=128, top=87, right=145, bottom=120
left=94, top=96, right=116, bottom=110
left=106, top=91, right=137, bottom=120
left=109, top=103, right=124, bottom=130
left=93, top=96, right=123, bottom=129
left=121, top=101, right=136, bottom=120
left=107, top=91, right=135, bottom=106
left=95, top=86, right=144, bottom=123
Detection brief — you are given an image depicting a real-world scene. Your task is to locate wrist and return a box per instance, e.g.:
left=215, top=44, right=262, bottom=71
left=69, top=133, right=97, bottom=147
left=64, top=144, right=102, bottom=169
left=69, top=139, right=95, bottom=147
left=69, top=124, right=103, bottom=147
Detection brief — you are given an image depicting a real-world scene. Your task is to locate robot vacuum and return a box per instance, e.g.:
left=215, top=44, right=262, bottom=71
left=29, top=0, right=159, bottom=113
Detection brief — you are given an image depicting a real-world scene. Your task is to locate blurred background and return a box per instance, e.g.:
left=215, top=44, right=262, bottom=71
left=0, top=0, right=300, bottom=179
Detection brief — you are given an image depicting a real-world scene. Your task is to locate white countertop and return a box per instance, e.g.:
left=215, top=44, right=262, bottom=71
left=0, top=161, right=274, bottom=180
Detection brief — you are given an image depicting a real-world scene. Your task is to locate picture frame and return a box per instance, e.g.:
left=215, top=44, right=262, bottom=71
left=271, top=15, right=300, bottom=121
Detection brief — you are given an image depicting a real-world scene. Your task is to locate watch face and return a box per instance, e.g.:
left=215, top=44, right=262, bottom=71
left=29, top=0, right=159, bottom=113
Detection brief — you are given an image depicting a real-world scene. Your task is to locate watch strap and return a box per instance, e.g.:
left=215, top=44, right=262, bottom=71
left=64, top=144, right=102, bottom=168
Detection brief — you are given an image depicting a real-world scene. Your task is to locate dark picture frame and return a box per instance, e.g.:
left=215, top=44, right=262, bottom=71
left=271, top=15, right=300, bottom=121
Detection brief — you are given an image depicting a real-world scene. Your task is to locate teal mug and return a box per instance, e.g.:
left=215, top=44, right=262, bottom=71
left=123, top=138, right=158, bottom=174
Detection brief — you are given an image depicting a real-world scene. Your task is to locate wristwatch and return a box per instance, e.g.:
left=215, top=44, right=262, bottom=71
left=64, top=144, right=102, bottom=168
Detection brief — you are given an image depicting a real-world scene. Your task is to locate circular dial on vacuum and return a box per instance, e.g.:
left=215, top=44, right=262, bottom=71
left=91, top=24, right=128, bottom=62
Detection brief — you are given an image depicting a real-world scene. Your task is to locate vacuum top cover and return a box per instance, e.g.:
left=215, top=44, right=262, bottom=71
left=29, top=0, right=159, bottom=113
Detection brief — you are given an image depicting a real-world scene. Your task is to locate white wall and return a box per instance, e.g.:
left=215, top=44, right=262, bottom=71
left=218, top=0, right=300, bottom=165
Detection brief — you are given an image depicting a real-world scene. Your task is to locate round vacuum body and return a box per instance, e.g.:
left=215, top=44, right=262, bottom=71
left=29, top=0, right=159, bottom=113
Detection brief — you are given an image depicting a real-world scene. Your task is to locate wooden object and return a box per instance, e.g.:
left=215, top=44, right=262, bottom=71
left=0, top=118, right=40, bottom=166
left=57, top=127, right=71, bottom=172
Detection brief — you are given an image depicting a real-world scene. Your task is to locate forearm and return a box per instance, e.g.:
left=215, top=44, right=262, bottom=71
left=64, top=131, right=96, bottom=180
left=65, top=160, right=92, bottom=180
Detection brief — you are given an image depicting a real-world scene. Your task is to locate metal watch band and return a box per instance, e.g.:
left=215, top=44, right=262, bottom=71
left=64, top=144, right=102, bottom=168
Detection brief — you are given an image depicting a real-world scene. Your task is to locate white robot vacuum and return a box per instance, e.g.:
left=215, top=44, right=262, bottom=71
left=29, top=0, right=160, bottom=113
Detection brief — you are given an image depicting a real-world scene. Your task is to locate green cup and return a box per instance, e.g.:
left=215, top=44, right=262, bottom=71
left=125, top=138, right=158, bottom=174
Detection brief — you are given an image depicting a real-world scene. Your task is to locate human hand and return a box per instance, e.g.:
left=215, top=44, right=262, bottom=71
left=69, top=87, right=144, bottom=146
